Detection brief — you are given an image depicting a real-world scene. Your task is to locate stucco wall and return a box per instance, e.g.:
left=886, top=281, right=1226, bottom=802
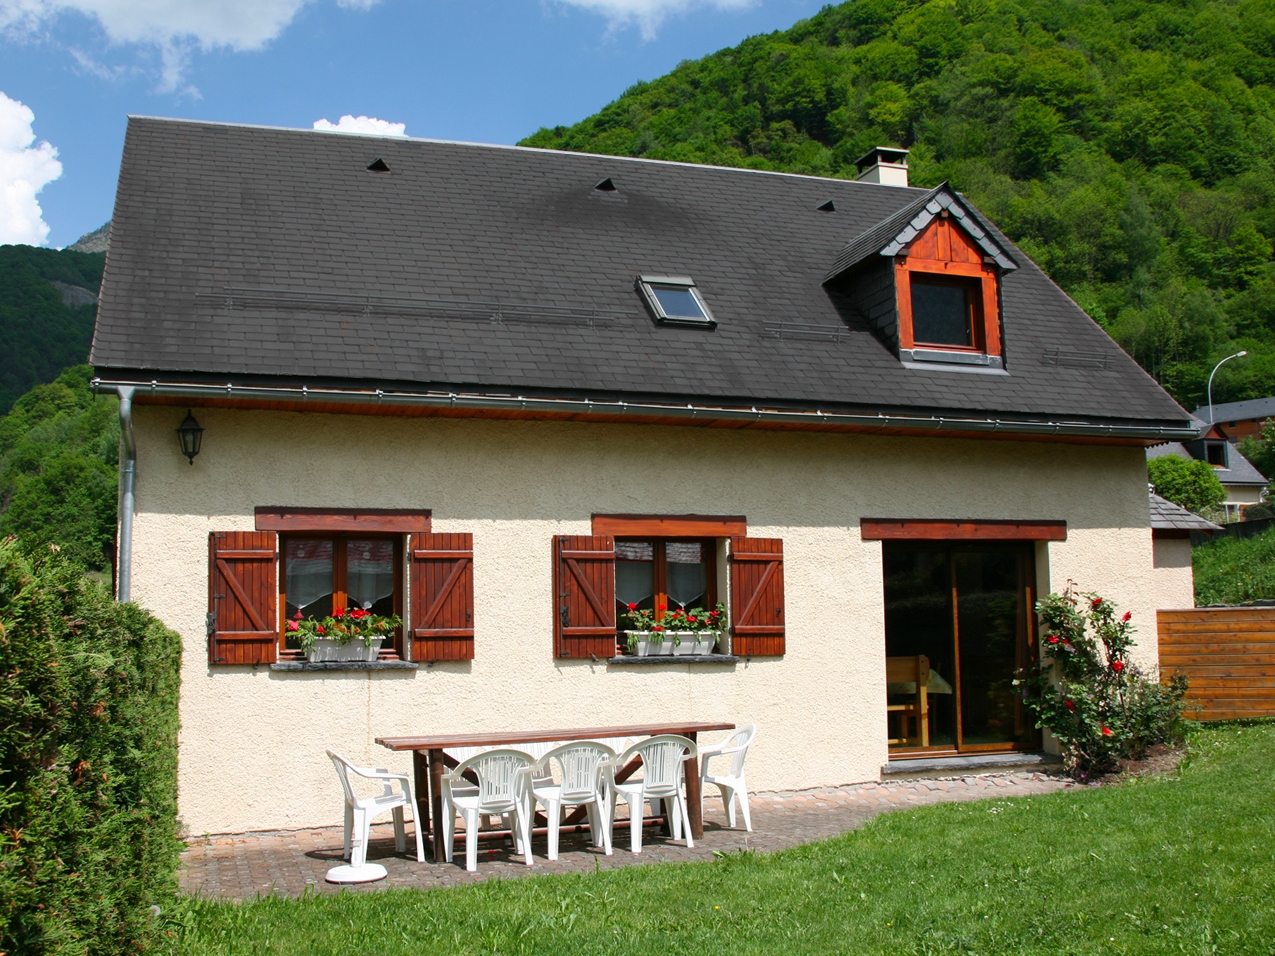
left=1151, top=536, right=1196, bottom=614
left=127, top=406, right=1158, bottom=834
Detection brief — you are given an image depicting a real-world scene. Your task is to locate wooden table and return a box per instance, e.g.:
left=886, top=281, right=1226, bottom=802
left=376, top=721, right=734, bottom=863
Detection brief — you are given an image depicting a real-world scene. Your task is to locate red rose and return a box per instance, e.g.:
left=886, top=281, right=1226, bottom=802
left=627, top=603, right=637, bottom=612
left=1101, top=726, right=1113, bottom=736
left=1091, top=597, right=1103, bottom=608
left=1065, top=700, right=1075, bottom=712
left=1047, top=636, right=1059, bottom=645
left=316, top=625, right=325, bottom=635
left=688, top=615, right=698, bottom=623
left=333, top=608, right=345, bottom=618
left=1112, top=660, right=1124, bottom=673
left=1122, top=611, right=1132, bottom=622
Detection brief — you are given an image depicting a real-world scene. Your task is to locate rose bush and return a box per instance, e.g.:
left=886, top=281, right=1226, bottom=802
left=1015, top=587, right=1188, bottom=779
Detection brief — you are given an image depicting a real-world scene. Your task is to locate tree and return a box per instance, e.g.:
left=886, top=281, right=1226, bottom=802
left=1237, top=418, right=1275, bottom=483
left=1147, top=454, right=1226, bottom=514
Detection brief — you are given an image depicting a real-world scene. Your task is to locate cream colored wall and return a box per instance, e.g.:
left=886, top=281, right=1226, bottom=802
left=1151, top=536, right=1196, bottom=614
left=128, top=406, right=1157, bottom=835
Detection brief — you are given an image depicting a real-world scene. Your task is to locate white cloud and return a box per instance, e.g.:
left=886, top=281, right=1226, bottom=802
left=314, top=115, right=407, bottom=137
left=0, top=91, right=62, bottom=246
left=552, top=0, right=755, bottom=39
left=0, top=0, right=382, bottom=89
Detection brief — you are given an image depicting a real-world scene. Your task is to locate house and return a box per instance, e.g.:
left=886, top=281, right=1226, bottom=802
left=1148, top=492, right=1219, bottom=613
left=91, top=117, right=1200, bottom=836
left=1147, top=420, right=1269, bottom=520
left=1193, top=396, right=1275, bottom=443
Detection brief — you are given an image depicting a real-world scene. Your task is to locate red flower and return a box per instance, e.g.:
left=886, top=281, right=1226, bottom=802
left=657, top=603, right=667, bottom=611
left=627, top=603, right=637, bottom=612
left=710, top=610, right=719, bottom=618
left=688, top=615, right=698, bottom=623
left=1065, top=700, right=1075, bottom=712
left=1101, top=726, right=1114, bottom=736
left=1047, top=636, right=1059, bottom=645
left=652, top=625, right=664, bottom=632
left=1112, top=660, right=1124, bottom=673
left=286, top=620, right=299, bottom=632
left=1122, top=611, right=1132, bottom=622
left=332, top=608, right=345, bottom=618
left=316, top=625, right=325, bottom=635
left=1091, top=597, right=1102, bottom=608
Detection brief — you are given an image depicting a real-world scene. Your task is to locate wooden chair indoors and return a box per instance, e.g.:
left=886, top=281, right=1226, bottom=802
left=886, top=655, right=931, bottom=747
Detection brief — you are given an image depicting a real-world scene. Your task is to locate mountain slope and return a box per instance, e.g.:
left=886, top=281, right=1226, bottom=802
left=522, top=0, right=1275, bottom=407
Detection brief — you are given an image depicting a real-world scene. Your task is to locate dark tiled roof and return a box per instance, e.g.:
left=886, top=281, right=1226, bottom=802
left=1194, top=397, right=1275, bottom=424
left=91, top=117, right=1190, bottom=427
left=1146, top=441, right=1268, bottom=486
left=1149, top=493, right=1222, bottom=533
left=823, top=182, right=1018, bottom=282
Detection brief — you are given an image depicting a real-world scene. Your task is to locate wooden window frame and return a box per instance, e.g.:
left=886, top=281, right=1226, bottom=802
left=862, top=518, right=1066, bottom=541
left=906, top=273, right=984, bottom=351
left=278, top=531, right=405, bottom=660
left=614, top=537, right=720, bottom=626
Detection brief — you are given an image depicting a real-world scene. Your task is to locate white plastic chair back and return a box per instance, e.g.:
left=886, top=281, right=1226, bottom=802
left=328, top=751, right=364, bottom=803
left=718, top=724, right=757, bottom=776
left=452, top=749, right=533, bottom=814
left=619, top=735, right=696, bottom=798
left=537, top=742, right=616, bottom=803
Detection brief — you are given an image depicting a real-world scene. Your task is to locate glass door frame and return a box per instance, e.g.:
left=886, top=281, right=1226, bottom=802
left=884, top=539, right=1041, bottom=758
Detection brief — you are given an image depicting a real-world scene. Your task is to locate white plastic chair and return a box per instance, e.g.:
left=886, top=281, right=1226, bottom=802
left=531, top=742, right=616, bottom=860
left=699, top=723, right=756, bottom=831
left=441, top=749, right=535, bottom=872
left=327, top=750, right=425, bottom=866
left=609, top=735, right=697, bottom=853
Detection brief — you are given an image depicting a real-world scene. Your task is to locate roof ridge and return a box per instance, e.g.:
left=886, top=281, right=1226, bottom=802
left=124, top=114, right=932, bottom=192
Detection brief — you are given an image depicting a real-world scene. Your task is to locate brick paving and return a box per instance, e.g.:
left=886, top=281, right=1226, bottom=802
left=181, top=770, right=1071, bottom=900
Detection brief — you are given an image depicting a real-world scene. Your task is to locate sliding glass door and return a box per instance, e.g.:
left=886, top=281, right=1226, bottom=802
left=882, top=542, right=1038, bottom=754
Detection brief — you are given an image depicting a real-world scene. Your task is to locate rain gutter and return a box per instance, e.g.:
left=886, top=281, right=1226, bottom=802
left=93, top=377, right=1205, bottom=443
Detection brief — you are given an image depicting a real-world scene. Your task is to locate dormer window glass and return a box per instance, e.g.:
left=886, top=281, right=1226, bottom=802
left=911, top=276, right=978, bottom=348
left=1206, top=441, right=1228, bottom=467
left=636, top=275, right=716, bottom=327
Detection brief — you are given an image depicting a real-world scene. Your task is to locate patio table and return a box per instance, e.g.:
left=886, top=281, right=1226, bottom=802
left=376, top=721, right=734, bottom=862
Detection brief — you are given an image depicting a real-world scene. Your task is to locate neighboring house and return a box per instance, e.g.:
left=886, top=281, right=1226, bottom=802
left=90, top=117, right=1199, bottom=835
left=1193, top=396, right=1275, bottom=443
left=1149, top=492, right=1219, bottom=612
left=1147, top=419, right=1269, bottom=520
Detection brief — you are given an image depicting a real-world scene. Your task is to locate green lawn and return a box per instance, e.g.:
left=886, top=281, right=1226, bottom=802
left=167, top=724, right=1275, bottom=955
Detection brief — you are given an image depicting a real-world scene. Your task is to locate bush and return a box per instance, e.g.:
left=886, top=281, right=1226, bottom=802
left=1237, top=418, right=1275, bottom=482
left=1193, top=527, right=1275, bottom=604
left=0, top=539, right=182, bottom=955
left=1147, top=454, right=1227, bottom=514
left=1016, top=588, right=1187, bottom=779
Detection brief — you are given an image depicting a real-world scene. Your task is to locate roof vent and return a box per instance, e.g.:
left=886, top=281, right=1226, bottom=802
left=816, top=199, right=836, bottom=212
left=594, top=177, right=617, bottom=192
left=367, top=158, right=390, bottom=172
left=853, top=147, right=909, bottom=187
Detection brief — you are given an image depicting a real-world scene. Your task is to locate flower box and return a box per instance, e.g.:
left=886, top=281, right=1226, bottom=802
left=307, top=637, right=384, bottom=663
left=624, top=631, right=719, bottom=657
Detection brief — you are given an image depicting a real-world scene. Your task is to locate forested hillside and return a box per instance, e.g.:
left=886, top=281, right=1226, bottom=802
left=523, top=0, right=1275, bottom=408
left=0, top=245, right=103, bottom=414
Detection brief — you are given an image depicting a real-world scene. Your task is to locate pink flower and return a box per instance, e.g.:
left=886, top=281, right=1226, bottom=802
left=286, top=620, right=299, bottom=632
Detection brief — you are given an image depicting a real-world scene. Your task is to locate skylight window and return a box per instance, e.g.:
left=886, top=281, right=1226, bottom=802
left=636, top=275, right=716, bottom=327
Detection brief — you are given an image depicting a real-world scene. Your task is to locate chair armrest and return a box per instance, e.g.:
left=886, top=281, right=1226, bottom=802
left=350, top=767, right=411, bottom=784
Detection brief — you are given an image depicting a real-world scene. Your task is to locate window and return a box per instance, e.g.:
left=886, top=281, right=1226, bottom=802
left=1206, top=441, right=1229, bottom=467
left=281, top=534, right=403, bottom=658
left=635, top=275, right=715, bottom=327
left=910, top=276, right=979, bottom=349
left=615, top=538, right=717, bottom=622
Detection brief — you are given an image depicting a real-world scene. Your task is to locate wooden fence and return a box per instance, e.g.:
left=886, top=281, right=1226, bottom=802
left=1158, top=607, right=1275, bottom=721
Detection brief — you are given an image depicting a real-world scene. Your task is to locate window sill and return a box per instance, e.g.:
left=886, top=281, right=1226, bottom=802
left=901, top=347, right=1004, bottom=371
left=607, top=654, right=739, bottom=665
left=269, top=660, right=419, bottom=672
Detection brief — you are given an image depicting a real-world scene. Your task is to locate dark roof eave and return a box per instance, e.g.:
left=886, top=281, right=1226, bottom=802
left=93, top=371, right=1201, bottom=443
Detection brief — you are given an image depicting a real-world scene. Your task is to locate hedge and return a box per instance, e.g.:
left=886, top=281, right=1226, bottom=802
left=0, top=539, right=182, bottom=955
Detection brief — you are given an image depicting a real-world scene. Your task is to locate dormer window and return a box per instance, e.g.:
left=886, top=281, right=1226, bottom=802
left=910, top=276, right=980, bottom=349
left=1206, top=441, right=1229, bottom=467
left=636, top=275, right=716, bottom=327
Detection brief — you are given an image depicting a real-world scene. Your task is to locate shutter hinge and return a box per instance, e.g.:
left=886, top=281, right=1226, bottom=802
left=206, top=612, right=217, bottom=637
left=560, top=603, right=570, bottom=628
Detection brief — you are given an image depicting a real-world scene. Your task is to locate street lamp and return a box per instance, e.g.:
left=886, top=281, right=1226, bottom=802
left=1206, top=351, right=1248, bottom=426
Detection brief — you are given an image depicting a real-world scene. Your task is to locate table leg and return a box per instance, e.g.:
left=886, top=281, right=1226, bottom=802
left=684, top=731, right=704, bottom=841
left=413, top=750, right=431, bottom=858
left=429, top=748, right=447, bottom=864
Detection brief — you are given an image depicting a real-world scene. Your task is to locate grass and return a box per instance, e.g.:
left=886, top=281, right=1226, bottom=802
left=1194, top=527, right=1275, bottom=605
left=165, top=723, right=1275, bottom=955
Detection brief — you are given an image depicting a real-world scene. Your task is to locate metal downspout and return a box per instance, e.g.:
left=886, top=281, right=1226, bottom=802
left=117, top=386, right=136, bottom=602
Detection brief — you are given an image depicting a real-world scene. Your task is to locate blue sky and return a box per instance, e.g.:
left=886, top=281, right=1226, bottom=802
left=0, top=0, right=826, bottom=249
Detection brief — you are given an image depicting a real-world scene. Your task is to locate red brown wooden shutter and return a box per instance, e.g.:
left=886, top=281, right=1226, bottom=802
left=209, top=531, right=278, bottom=665
left=553, top=535, right=616, bottom=659
left=410, top=533, right=475, bottom=662
left=729, top=537, right=785, bottom=656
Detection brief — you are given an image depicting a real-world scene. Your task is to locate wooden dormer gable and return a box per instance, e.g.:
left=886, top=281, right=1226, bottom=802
left=825, top=183, right=1018, bottom=370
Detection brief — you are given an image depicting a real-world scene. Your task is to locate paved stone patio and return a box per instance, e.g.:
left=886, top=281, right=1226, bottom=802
left=181, top=770, right=1071, bottom=900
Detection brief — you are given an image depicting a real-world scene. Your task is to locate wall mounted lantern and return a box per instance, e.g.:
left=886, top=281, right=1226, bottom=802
left=176, top=410, right=204, bottom=464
